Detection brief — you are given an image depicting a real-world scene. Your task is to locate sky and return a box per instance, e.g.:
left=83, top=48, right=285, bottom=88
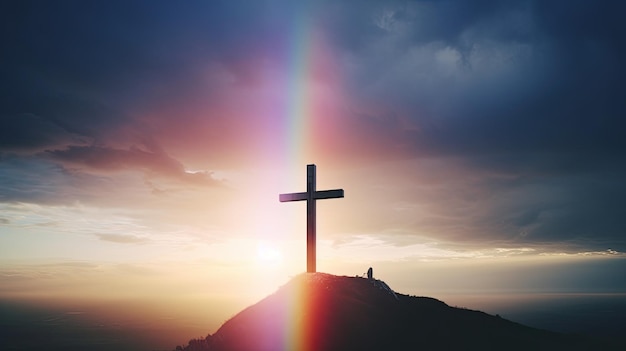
left=2, top=0, right=626, bottom=340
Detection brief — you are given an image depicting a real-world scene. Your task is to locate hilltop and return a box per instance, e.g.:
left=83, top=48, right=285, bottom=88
left=175, top=273, right=616, bottom=351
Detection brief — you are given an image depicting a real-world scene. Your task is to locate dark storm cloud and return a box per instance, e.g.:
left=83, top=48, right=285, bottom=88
left=1, top=1, right=232, bottom=146
left=1, top=1, right=186, bottom=145
left=327, top=1, right=625, bottom=159
left=458, top=2, right=619, bottom=159
left=0, top=0, right=305, bottom=162
left=0, top=113, right=78, bottom=151
left=1, top=1, right=237, bottom=197
left=474, top=174, right=626, bottom=246
left=320, top=0, right=626, bottom=250
left=327, top=0, right=525, bottom=50
left=0, top=0, right=295, bottom=112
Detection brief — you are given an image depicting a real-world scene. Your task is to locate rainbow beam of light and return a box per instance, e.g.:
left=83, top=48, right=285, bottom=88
left=278, top=3, right=344, bottom=172
left=278, top=6, right=338, bottom=351
left=277, top=274, right=333, bottom=351
left=283, top=5, right=314, bottom=168
left=239, top=4, right=349, bottom=348
left=282, top=9, right=314, bottom=351
left=248, top=2, right=347, bottom=278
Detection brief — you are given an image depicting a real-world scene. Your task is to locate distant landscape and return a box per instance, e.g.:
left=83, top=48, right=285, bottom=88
left=443, top=292, right=626, bottom=340
left=172, top=273, right=622, bottom=351
left=4, top=274, right=623, bottom=351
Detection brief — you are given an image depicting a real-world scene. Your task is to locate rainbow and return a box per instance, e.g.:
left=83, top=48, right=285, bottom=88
left=279, top=274, right=332, bottom=351
left=277, top=7, right=339, bottom=351
left=284, top=5, right=313, bottom=166
left=282, top=9, right=315, bottom=351
left=277, top=3, right=343, bottom=173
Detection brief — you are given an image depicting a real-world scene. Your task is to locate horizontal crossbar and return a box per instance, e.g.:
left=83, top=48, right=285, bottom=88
left=314, top=189, right=344, bottom=199
left=279, top=189, right=344, bottom=202
left=279, top=192, right=307, bottom=202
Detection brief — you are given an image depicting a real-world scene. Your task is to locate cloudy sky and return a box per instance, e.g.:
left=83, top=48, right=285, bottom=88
left=1, top=0, right=626, bottom=332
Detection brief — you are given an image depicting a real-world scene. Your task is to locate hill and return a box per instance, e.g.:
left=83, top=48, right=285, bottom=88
left=174, top=273, right=617, bottom=351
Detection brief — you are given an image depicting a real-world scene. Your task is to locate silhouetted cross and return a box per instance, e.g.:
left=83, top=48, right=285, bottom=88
left=279, top=164, right=344, bottom=273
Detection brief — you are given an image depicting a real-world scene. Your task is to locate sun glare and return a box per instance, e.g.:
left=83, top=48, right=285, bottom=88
left=256, top=242, right=284, bottom=265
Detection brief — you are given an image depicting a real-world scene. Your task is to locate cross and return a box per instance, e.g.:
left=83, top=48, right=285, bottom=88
left=279, top=164, right=344, bottom=273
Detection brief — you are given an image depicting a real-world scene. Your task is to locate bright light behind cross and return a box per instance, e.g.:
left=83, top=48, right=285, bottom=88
left=256, top=241, right=283, bottom=265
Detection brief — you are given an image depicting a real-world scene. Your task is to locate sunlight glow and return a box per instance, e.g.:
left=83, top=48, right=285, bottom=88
left=256, top=241, right=284, bottom=265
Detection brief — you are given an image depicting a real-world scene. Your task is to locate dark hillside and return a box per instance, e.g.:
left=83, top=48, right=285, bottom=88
left=175, top=273, right=617, bottom=351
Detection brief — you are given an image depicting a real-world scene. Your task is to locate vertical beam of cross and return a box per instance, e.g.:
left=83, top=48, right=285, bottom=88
left=279, top=164, right=344, bottom=273
left=307, top=164, right=316, bottom=273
